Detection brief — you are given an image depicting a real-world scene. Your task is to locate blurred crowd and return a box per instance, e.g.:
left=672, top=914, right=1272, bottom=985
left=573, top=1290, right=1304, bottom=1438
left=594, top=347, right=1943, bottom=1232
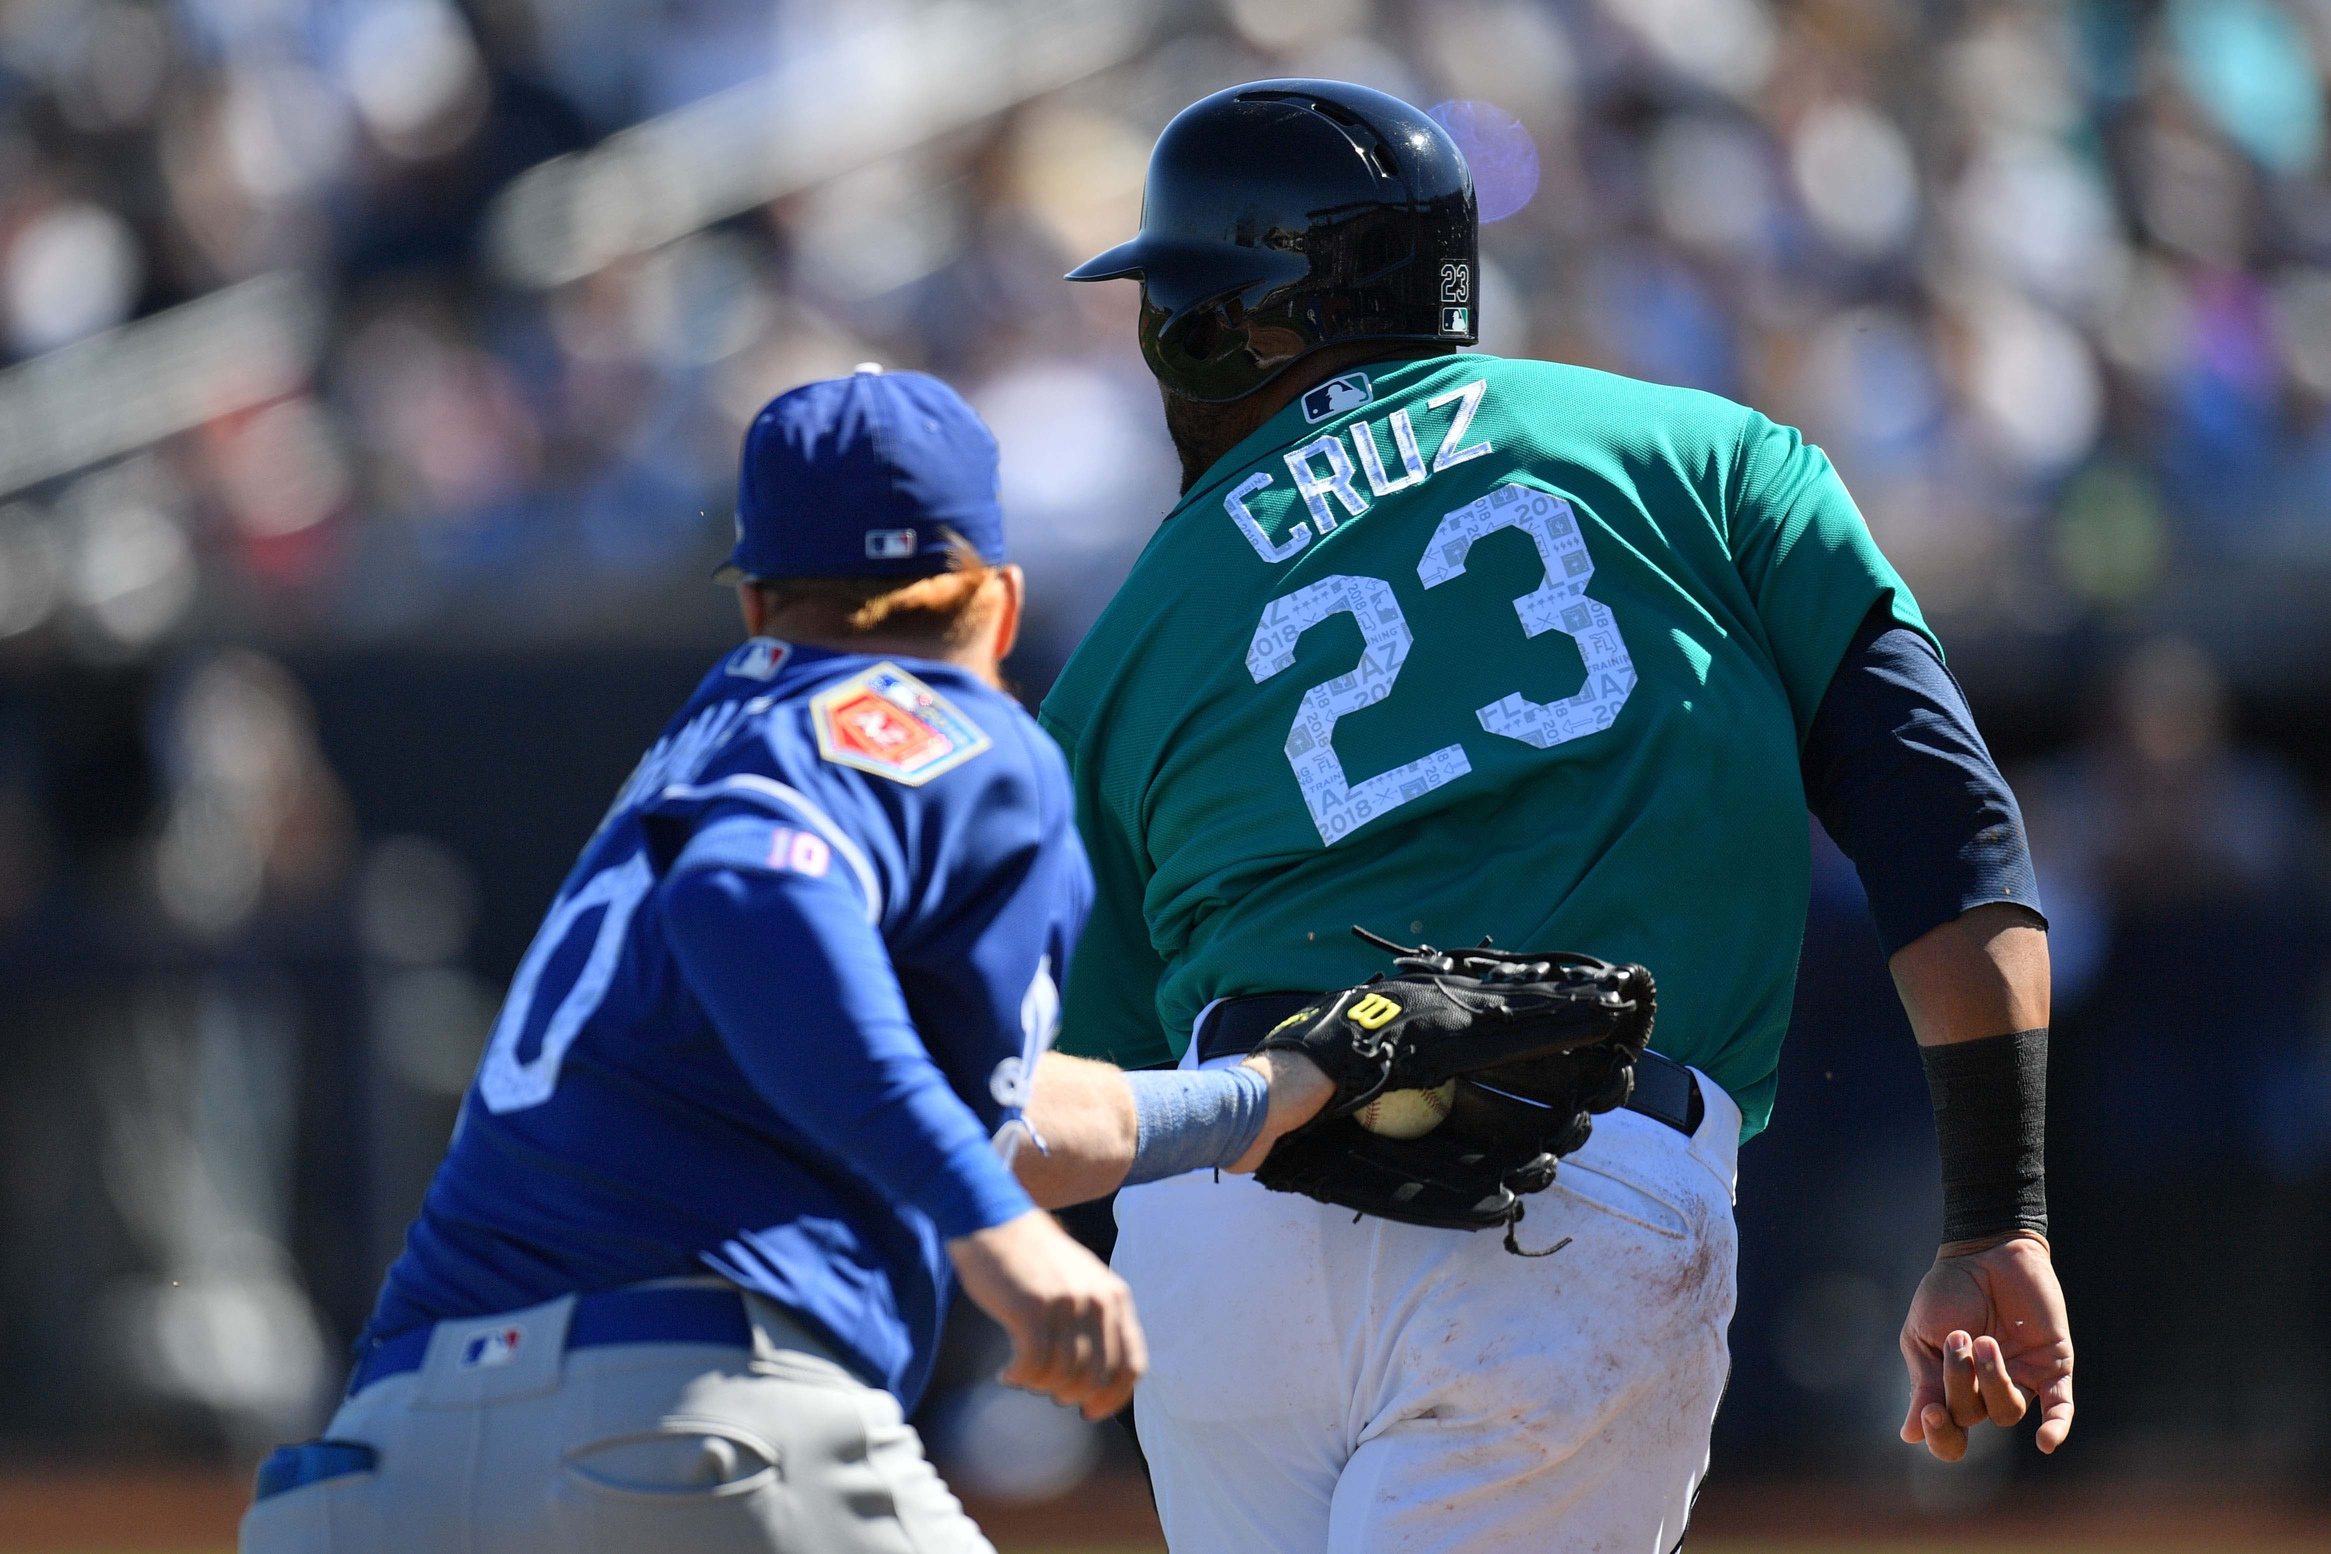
left=1, top=0, right=2329, bottom=1507
left=0, top=0, right=2328, bottom=668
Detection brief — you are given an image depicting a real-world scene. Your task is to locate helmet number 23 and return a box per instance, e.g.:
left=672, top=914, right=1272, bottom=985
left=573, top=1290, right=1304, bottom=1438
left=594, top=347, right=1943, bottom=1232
left=1246, top=484, right=1636, bottom=847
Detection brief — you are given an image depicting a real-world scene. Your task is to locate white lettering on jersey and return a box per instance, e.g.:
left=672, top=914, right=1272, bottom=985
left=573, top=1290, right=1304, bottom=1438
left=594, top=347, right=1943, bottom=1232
left=479, top=850, right=657, bottom=1112
left=1246, top=574, right=1471, bottom=844
left=1351, top=409, right=1429, bottom=497
left=1225, top=471, right=1310, bottom=563
left=1219, top=380, right=1496, bottom=564
left=765, top=825, right=832, bottom=877
left=1427, top=379, right=1493, bottom=472
left=603, top=700, right=752, bottom=829
left=1283, top=434, right=1371, bottom=533
left=990, top=954, right=1061, bottom=1119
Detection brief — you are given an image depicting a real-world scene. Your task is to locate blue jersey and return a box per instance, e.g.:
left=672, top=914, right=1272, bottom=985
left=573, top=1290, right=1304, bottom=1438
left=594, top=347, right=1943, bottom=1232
left=366, top=639, right=1091, bottom=1406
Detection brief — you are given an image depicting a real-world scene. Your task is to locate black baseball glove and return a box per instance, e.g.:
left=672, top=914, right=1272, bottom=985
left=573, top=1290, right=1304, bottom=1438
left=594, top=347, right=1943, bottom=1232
left=1251, top=930, right=1655, bottom=1255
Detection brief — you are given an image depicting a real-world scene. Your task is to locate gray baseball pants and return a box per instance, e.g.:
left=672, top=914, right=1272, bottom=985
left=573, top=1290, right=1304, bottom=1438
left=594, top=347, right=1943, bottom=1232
left=238, top=1287, right=993, bottom=1554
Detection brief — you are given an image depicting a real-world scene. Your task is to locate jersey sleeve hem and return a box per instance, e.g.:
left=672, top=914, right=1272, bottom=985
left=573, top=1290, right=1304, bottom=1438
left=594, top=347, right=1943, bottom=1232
left=898, top=1141, right=1036, bottom=1241
left=1727, top=412, right=1940, bottom=745
left=1787, top=583, right=1932, bottom=749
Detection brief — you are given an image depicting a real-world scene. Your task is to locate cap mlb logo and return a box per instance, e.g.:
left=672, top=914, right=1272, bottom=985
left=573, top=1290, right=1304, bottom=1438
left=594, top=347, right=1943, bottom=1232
left=460, top=1327, right=523, bottom=1370
left=1301, top=373, right=1373, bottom=423
left=865, top=528, right=919, bottom=560
left=1440, top=306, right=1470, bottom=335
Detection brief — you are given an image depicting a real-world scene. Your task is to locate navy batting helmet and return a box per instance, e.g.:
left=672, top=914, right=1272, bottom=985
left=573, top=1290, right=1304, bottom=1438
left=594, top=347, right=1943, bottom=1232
left=1067, top=80, right=1479, bottom=404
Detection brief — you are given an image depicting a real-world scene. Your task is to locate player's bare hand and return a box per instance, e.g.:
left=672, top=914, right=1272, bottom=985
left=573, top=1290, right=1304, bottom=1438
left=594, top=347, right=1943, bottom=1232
left=948, top=1210, right=1147, bottom=1421
left=1898, top=1231, right=2073, bottom=1461
left=1229, top=1048, right=1336, bottom=1173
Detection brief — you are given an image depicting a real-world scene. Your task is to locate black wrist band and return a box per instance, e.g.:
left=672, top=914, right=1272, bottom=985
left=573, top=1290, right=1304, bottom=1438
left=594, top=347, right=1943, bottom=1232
left=1920, top=1028, right=2049, bottom=1243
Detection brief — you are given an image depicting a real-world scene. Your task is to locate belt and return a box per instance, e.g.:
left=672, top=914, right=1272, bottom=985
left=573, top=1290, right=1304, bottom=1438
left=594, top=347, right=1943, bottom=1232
left=345, top=1285, right=753, bottom=1399
left=1194, top=991, right=1706, bottom=1138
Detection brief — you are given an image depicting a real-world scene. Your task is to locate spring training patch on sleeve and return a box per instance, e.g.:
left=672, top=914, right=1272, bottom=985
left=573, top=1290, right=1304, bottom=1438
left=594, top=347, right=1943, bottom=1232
left=810, top=663, right=992, bottom=786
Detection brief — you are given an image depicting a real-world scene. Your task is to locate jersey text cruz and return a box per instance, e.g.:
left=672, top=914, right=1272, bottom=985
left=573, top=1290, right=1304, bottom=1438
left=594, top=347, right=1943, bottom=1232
left=1224, top=379, right=1493, bottom=563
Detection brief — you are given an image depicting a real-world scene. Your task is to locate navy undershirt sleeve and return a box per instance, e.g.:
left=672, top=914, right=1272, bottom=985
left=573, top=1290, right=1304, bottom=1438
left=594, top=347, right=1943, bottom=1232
left=1801, top=604, right=2045, bottom=956
left=660, top=862, right=1035, bottom=1241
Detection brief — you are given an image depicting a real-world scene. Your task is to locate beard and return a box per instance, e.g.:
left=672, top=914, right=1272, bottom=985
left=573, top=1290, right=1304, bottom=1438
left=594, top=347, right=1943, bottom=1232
left=1160, top=384, right=1268, bottom=494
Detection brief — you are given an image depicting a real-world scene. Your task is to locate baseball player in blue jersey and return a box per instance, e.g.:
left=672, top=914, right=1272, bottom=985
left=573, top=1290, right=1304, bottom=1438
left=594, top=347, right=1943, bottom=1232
left=239, top=366, right=1335, bottom=1554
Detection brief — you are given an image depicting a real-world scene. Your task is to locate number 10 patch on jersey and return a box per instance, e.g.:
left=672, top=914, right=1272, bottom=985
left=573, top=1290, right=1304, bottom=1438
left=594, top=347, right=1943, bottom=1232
left=812, top=663, right=992, bottom=785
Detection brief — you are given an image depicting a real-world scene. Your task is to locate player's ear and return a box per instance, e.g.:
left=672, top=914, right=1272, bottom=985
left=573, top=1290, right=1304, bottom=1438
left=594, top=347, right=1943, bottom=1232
left=988, top=564, right=1024, bottom=665
left=738, top=582, right=771, bottom=638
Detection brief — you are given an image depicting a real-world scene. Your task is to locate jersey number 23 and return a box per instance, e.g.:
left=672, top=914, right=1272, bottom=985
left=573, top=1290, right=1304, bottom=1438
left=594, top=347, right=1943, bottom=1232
left=1246, top=484, right=1636, bottom=846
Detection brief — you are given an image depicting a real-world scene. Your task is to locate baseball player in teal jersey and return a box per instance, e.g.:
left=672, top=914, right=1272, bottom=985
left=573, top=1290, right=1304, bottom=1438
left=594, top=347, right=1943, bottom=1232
left=1047, top=82, right=2074, bottom=1552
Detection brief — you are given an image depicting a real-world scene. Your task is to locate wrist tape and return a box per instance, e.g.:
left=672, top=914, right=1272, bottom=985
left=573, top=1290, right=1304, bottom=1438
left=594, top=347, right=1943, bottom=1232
left=1122, top=1065, right=1272, bottom=1187
left=1920, top=1028, right=2049, bottom=1242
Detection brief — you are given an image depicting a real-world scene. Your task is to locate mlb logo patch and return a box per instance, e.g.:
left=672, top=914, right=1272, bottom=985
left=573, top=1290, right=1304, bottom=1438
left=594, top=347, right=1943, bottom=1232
left=1301, top=373, right=1373, bottom=423
left=460, top=1327, right=523, bottom=1370
left=812, top=664, right=992, bottom=786
left=1440, top=306, right=1471, bottom=335
left=865, top=528, right=919, bottom=560
left=726, top=638, right=791, bottom=681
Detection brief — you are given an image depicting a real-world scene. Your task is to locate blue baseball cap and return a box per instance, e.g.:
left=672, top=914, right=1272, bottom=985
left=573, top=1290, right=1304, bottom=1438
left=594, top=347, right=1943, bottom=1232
left=715, top=365, right=1006, bottom=583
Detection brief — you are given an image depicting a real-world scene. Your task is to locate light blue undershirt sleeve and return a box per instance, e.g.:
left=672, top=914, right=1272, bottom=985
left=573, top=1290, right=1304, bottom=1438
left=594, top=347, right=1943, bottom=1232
left=1121, top=1066, right=1274, bottom=1186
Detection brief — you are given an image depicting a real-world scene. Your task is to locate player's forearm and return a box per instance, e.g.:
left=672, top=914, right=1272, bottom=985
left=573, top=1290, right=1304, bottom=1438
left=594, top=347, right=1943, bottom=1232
left=1888, top=903, right=2049, bottom=1047
left=1013, top=1050, right=1331, bottom=1209
left=1889, top=903, right=2052, bottom=1247
left=1014, top=1053, right=1141, bottom=1207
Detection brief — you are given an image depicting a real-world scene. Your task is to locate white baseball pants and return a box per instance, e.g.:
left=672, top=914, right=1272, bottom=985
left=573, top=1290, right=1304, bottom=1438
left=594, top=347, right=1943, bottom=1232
left=1113, top=1062, right=1742, bottom=1554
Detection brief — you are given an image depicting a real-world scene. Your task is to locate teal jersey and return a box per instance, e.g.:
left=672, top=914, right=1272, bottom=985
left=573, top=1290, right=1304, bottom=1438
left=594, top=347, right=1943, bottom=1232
left=1040, top=354, right=1930, bottom=1137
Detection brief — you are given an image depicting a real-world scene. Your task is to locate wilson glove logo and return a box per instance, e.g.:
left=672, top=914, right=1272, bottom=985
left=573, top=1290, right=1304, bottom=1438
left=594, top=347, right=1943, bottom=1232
left=1346, top=992, right=1403, bottom=1030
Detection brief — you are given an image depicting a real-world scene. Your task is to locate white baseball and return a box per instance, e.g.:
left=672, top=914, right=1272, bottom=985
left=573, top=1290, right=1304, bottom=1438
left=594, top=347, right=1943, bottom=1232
left=1356, top=1082, right=1456, bottom=1139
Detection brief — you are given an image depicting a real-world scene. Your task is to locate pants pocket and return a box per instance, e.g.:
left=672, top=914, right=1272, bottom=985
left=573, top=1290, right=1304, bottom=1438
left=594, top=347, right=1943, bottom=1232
left=560, top=1421, right=778, bottom=1501
left=552, top=1421, right=783, bottom=1554
left=1550, top=1153, right=1694, bottom=1239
